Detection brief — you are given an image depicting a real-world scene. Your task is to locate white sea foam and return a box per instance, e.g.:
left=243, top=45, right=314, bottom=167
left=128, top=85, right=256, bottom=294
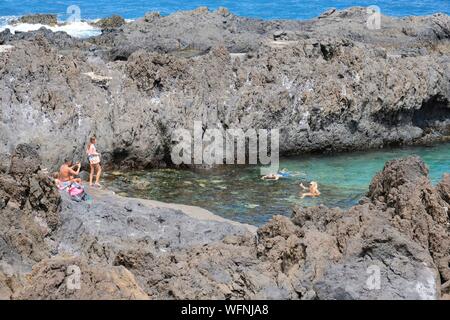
left=0, top=17, right=101, bottom=38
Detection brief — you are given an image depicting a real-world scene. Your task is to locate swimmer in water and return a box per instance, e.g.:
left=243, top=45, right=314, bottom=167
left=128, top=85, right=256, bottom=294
left=300, top=181, right=320, bottom=198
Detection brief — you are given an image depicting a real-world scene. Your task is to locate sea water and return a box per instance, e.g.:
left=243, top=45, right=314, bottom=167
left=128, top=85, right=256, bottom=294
left=103, top=142, right=450, bottom=226
left=0, top=0, right=449, bottom=38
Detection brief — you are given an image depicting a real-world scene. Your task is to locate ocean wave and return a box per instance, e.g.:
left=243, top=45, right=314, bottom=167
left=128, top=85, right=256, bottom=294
left=0, top=15, right=18, bottom=26
left=0, top=17, right=101, bottom=38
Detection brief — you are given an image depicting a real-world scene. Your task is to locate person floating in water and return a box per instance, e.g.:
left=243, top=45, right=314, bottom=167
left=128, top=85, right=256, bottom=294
left=87, top=136, right=102, bottom=187
left=58, top=159, right=82, bottom=187
left=300, top=181, right=320, bottom=198
left=52, top=172, right=60, bottom=185
left=261, top=173, right=281, bottom=180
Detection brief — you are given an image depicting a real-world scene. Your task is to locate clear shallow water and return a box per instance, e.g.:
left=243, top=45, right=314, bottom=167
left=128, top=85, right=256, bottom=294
left=0, top=0, right=448, bottom=21
left=103, top=143, right=450, bottom=226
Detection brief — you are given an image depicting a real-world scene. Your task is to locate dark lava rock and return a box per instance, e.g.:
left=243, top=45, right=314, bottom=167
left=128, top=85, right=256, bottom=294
left=0, top=144, right=61, bottom=283
left=94, top=15, right=126, bottom=30
left=1, top=8, right=449, bottom=170
left=318, top=8, right=337, bottom=19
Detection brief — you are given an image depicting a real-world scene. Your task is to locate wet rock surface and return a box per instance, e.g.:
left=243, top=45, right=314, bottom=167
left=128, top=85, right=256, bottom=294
left=1, top=145, right=448, bottom=299
left=0, top=7, right=448, bottom=170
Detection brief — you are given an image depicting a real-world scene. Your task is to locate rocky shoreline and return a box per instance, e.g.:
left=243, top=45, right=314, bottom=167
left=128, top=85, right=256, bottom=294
left=8, top=13, right=126, bottom=31
left=0, top=7, right=449, bottom=170
left=0, top=7, right=449, bottom=300
left=0, top=144, right=449, bottom=299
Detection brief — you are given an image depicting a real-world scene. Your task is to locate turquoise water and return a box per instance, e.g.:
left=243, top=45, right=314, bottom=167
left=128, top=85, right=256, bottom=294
left=104, top=143, right=450, bottom=226
left=0, top=0, right=448, bottom=21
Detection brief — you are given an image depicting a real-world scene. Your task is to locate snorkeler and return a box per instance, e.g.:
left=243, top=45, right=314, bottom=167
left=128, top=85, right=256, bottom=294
left=300, top=181, right=320, bottom=198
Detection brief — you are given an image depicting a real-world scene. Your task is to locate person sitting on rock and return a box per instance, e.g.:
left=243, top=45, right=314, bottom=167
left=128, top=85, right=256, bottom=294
left=300, top=181, right=320, bottom=198
left=58, top=159, right=82, bottom=187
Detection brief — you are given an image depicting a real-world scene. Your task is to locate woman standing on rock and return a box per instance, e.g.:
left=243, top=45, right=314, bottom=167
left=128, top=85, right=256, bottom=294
left=87, top=136, right=102, bottom=187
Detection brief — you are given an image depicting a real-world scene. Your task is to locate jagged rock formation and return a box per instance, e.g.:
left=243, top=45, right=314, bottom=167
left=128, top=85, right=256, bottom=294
left=0, top=144, right=61, bottom=298
left=437, top=173, right=450, bottom=204
left=12, top=14, right=58, bottom=26
left=14, top=257, right=149, bottom=300
left=1, top=144, right=448, bottom=299
left=0, top=7, right=448, bottom=170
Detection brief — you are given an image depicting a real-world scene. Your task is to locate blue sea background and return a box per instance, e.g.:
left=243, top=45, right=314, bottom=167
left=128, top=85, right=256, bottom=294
left=0, top=0, right=449, bottom=21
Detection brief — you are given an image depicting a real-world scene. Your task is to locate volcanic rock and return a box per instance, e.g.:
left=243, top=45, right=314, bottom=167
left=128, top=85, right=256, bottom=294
left=14, top=14, right=58, bottom=26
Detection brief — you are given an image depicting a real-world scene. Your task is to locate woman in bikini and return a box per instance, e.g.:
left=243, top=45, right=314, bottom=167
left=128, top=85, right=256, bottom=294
left=87, top=136, right=102, bottom=187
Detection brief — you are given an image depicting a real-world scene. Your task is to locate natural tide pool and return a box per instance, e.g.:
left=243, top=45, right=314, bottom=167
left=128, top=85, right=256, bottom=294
left=103, top=142, right=449, bottom=226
